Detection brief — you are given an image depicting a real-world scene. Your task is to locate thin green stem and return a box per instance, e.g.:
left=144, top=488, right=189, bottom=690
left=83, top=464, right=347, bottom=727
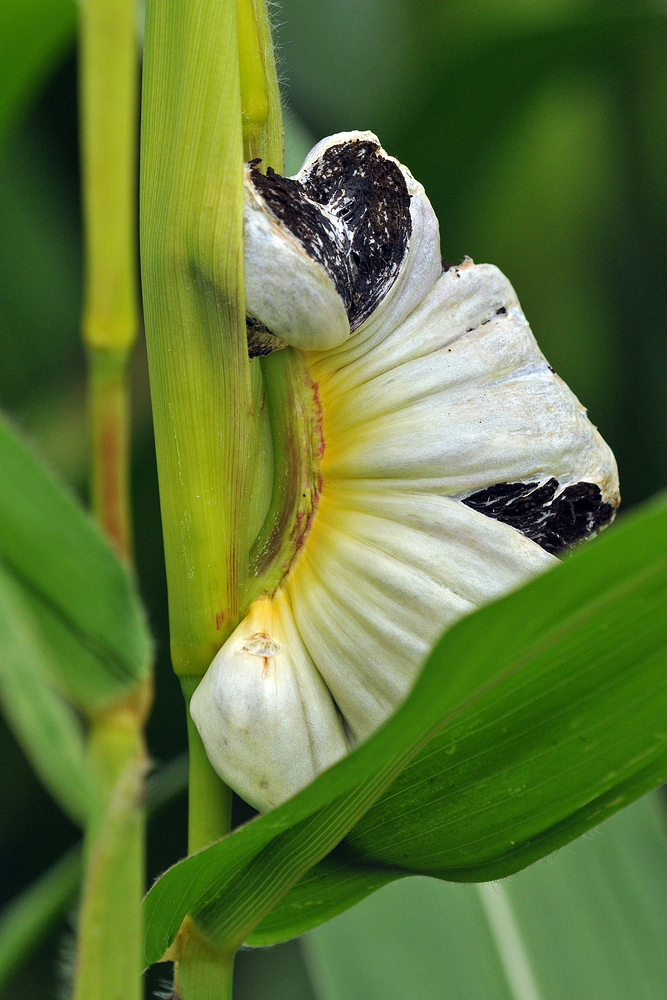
left=173, top=917, right=234, bottom=1000
left=72, top=694, right=150, bottom=1000
left=177, top=682, right=234, bottom=995
left=80, top=0, right=139, bottom=550
left=237, top=0, right=268, bottom=161
left=79, top=0, right=139, bottom=355
left=77, top=0, right=148, bottom=996
left=88, top=346, right=133, bottom=559
left=254, top=0, right=284, bottom=171
left=181, top=677, right=233, bottom=855
left=0, top=754, right=189, bottom=994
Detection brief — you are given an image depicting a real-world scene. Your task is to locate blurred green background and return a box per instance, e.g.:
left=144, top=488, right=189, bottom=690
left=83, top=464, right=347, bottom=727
left=1, top=0, right=666, bottom=996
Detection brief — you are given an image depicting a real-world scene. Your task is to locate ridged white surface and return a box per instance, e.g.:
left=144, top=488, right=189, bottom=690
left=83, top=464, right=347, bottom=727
left=190, top=593, right=350, bottom=811
left=191, top=133, right=620, bottom=811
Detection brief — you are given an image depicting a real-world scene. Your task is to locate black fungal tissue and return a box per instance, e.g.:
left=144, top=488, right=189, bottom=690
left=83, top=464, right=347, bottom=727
left=462, top=478, right=615, bottom=554
left=250, top=139, right=412, bottom=331
left=246, top=315, right=284, bottom=358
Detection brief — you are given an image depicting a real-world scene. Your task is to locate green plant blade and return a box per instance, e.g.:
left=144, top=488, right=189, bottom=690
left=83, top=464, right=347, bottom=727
left=304, top=793, right=667, bottom=1000
left=143, top=494, right=667, bottom=961
left=246, top=859, right=401, bottom=948
left=0, top=414, right=150, bottom=710
left=0, top=562, right=98, bottom=824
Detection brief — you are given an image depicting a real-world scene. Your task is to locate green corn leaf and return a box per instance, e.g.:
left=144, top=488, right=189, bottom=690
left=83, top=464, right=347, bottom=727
left=304, top=792, right=667, bottom=1000
left=0, top=0, right=75, bottom=149
left=0, top=563, right=99, bottom=824
left=143, top=494, right=667, bottom=962
left=0, top=414, right=151, bottom=711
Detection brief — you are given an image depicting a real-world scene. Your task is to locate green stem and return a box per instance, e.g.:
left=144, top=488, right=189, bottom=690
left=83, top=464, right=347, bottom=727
left=237, top=0, right=268, bottom=161
left=181, top=677, right=232, bottom=854
left=176, top=679, right=234, bottom=995
left=72, top=694, right=150, bottom=1000
left=173, top=917, right=234, bottom=1000
left=141, top=0, right=253, bottom=676
left=142, top=0, right=283, bottom=993
left=141, top=0, right=250, bottom=989
left=0, top=755, right=190, bottom=994
left=79, top=0, right=139, bottom=356
left=80, top=0, right=139, bottom=550
left=254, top=0, right=284, bottom=171
left=88, top=346, right=133, bottom=559
left=77, top=0, right=149, bottom=996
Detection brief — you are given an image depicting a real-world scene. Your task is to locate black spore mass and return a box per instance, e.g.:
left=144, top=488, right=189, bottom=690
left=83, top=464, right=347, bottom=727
left=246, top=315, right=284, bottom=358
left=462, top=478, right=615, bottom=554
left=250, top=139, right=412, bottom=331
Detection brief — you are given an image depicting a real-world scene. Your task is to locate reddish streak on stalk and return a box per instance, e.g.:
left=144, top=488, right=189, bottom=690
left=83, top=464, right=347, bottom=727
left=90, top=349, right=133, bottom=561
left=309, top=376, right=326, bottom=460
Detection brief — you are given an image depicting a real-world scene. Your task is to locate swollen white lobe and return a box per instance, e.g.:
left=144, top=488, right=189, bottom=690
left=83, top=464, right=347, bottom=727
left=190, top=594, right=349, bottom=811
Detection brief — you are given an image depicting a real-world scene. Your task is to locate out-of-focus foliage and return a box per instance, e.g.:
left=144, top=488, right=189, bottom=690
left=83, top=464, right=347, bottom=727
left=1, top=0, right=666, bottom=997
left=0, top=0, right=74, bottom=148
left=306, top=794, right=667, bottom=1000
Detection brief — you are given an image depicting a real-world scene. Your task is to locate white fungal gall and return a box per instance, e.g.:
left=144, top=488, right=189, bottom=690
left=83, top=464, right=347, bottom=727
left=189, top=595, right=350, bottom=811
left=191, top=131, right=620, bottom=811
